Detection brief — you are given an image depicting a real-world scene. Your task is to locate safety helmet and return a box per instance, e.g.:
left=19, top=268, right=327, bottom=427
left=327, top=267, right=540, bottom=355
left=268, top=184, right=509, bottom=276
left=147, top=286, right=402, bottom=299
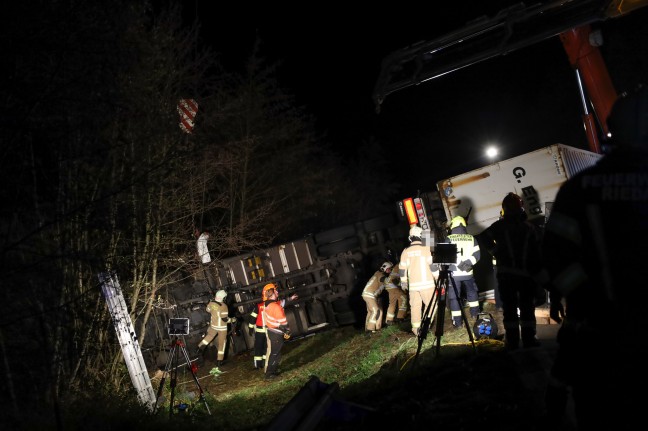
left=215, top=290, right=227, bottom=302
left=409, top=225, right=423, bottom=239
left=449, top=216, right=466, bottom=230
left=262, top=283, right=278, bottom=301
left=380, top=261, right=393, bottom=272
left=607, top=84, right=648, bottom=148
left=501, top=193, right=524, bottom=218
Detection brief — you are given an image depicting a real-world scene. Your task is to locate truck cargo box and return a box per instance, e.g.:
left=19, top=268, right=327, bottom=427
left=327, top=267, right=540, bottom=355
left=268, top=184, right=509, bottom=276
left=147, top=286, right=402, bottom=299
left=436, top=144, right=602, bottom=235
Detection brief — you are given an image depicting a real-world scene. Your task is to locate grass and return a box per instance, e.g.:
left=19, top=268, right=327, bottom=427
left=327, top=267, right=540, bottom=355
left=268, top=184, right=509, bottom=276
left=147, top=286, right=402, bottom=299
left=25, top=310, right=532, bottom=431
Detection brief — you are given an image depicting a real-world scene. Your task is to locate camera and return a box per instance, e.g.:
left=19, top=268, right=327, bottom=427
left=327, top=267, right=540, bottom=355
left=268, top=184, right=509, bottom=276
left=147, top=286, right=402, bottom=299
left=433, top=243, right=458, bottom=265
left=168, top=318, right=190, bottom=335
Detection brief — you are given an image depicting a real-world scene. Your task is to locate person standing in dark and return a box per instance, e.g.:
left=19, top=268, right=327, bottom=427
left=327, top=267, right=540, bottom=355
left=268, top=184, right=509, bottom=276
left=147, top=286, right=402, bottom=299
left=542, top=86, right=648, bottom=429
left=479, top=193, right=544, bottom=350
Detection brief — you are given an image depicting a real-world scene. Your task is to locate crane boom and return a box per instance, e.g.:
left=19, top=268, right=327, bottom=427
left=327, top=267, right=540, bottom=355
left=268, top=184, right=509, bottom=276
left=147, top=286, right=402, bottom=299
left=373, top=0, right=648, bottom=153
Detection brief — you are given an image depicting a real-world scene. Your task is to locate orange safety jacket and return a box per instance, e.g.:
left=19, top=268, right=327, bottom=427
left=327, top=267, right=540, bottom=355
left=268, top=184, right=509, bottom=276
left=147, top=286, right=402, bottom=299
left=263, top=301, right=289, bottom=335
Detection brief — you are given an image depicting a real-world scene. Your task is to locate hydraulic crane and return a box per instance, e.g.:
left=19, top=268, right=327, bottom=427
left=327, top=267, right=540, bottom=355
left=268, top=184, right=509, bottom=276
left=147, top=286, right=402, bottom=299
left=373, top=0, right=648, bottom=154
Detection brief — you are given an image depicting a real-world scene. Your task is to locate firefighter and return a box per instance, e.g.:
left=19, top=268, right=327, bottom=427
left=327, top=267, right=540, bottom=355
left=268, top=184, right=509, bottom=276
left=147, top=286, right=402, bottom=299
left=445, top=216, right=481, bottom=327
left=361, top=262, right=391, bottom=332
left=262, top=284, right=291, bottom=379
left=479, top=193, right=544, bottom=350
left=246, top=283, right=298, bottom=370
left=196, top=289, right=236, bottom=366
left=399, top=225, right=437, bottom=336
left=542, top=85, right=648, bottom=429
left=384, top=262, right=408, bottom=325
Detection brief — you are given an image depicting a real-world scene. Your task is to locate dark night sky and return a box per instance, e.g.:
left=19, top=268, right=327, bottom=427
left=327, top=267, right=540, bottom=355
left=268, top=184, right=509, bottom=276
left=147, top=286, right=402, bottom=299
left=184, top=1, right=648, bottom=195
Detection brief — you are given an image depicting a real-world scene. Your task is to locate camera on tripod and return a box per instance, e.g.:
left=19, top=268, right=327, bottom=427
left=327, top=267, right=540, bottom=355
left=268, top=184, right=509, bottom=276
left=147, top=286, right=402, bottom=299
left=168, top=318, right=190, bottom=336
left=433, top=243, right=458, bottom=265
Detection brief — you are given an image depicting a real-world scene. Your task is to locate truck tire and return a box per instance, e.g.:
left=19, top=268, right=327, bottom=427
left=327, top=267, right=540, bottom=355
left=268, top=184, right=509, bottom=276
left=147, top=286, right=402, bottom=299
left=314, top=224, right=357, bottom=245
left=317, top=237, right=360, bottom=257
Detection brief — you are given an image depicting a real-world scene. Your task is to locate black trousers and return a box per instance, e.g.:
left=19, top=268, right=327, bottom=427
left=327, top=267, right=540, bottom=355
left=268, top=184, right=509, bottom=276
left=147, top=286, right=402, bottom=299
left=265, top=330, right=285, bottom=376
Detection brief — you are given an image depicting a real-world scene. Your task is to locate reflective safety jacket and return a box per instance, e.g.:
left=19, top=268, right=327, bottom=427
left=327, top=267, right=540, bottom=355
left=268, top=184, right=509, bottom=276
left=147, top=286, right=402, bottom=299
left=247, top=302, right=267, bottom=333
left=362, top=270, right=386, bottom=299
left=447, top=229, right=481, bottom=280
left=206, top=300, right=230, bottom=331
left=263, top=300, right=290, bottom=335
left=383, top=264, right=401, bottom=290
left=399, top=240, right=436, bottom=291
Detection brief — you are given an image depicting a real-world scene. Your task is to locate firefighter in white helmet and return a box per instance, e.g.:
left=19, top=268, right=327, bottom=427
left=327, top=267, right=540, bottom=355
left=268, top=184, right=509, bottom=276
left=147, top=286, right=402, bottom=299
left=196, top=289, right=236, bottom=367
left=446, top=216, right=481, bottom=327
left=399, top=225, right=437, bottom=336
left=361, top=261, right=392, bottom=332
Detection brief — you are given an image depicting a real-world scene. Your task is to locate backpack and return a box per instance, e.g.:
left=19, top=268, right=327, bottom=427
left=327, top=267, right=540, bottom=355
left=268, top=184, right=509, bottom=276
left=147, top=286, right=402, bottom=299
left=473, top=312, right=499, bottom=340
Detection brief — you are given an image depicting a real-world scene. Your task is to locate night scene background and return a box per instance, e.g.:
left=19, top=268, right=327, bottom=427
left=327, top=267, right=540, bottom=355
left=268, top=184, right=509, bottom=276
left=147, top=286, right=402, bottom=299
left=0, top=0, right=647, bottom=429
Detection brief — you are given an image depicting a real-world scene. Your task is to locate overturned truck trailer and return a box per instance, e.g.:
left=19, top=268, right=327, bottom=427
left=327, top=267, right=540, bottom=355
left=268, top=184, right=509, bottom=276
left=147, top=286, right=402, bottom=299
left=138, top=214, right=409, bottom=370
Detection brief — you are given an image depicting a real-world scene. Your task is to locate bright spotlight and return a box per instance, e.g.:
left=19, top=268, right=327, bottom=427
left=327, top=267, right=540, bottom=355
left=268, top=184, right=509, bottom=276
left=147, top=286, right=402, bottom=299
left=486, top=146, right=498, bottom=159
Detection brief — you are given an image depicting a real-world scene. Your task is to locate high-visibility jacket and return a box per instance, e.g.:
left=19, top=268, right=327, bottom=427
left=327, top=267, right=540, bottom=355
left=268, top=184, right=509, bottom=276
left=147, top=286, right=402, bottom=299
left=447, top=231, right=480, bottom=280
left=248, top=302, right=267, bottom=333
left=263, top=300, right=289, bottom=335
left=383, top=264, right=401, bottom=290
left=206, top=300, right=229, bottom=331
left=399, top=240, right=436, bottom=291
left=362, top=270, right=386, bottom=299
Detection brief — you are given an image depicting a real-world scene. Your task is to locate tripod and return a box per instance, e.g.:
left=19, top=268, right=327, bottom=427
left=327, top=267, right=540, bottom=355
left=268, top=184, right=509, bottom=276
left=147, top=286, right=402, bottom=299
left=413, top=264, right=476, bottom=367
left=154, top=336, right=211, bottom=418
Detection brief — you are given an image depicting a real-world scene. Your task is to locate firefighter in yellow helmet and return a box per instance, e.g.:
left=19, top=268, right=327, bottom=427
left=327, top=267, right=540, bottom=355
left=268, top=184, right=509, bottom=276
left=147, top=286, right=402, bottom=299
left=446, top=216, right=481, bottom=327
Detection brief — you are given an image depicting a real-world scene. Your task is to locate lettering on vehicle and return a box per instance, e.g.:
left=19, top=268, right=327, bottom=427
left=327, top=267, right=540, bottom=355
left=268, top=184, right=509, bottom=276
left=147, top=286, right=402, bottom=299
left=521, top=186, right=542, bottom=215
left=511, top=166, right=543, bottom=216
left=512, top=166, right=526, bottom=183
left=582, top=172, right=648, bottom=201
left=552, top=153, right=563, bottom=177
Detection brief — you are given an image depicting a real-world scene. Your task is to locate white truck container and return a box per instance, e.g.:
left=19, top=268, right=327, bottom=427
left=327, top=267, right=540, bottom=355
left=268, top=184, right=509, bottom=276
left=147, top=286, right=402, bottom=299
left=436, top=144, right=603, bottom=235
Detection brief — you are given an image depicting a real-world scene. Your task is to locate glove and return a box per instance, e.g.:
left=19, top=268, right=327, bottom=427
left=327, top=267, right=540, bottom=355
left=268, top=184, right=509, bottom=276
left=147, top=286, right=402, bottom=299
left=248, top=326, right=254, bottom=336
left=283, top=330, right=291, bottom=340
left=401, top=282, right=408, bottom=291
left=457, top=260, right=473, bottom=272
left=550, top=300, right=565, bottom=324
left=230, top=317, right=237, bottom=323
